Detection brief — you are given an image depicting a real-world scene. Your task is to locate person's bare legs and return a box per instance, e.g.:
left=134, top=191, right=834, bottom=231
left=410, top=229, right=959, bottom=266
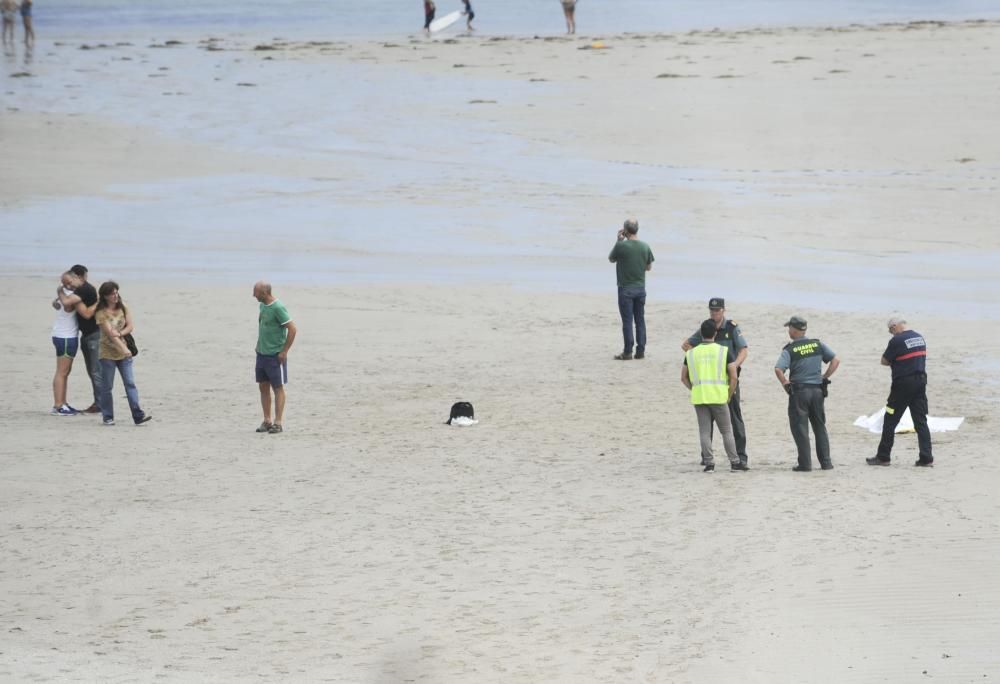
left=53, top=356, right=73, bottom=408
left=22, top=15, right=33, bottom=46
left=258, top=381, right=273, bottom=424
left=563, top=6, right=575, bottom=34
left=273, top=385, right=286, bottom=427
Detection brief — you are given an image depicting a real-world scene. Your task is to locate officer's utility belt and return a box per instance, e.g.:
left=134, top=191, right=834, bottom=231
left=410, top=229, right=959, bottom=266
left=792, top=382, right=829, bottom=398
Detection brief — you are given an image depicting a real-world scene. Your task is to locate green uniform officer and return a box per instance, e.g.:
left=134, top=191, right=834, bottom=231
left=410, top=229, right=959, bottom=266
left=774, top=315, right=840, bottom=471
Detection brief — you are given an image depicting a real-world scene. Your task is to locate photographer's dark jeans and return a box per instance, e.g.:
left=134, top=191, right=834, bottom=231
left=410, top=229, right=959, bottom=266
left=617, top=286, right=646, bottom=354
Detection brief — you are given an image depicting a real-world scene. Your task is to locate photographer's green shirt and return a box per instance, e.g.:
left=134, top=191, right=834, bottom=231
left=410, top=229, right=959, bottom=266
left=609, top=239, right=654, bottom=288
left=257, top=299, right=292, bottom=355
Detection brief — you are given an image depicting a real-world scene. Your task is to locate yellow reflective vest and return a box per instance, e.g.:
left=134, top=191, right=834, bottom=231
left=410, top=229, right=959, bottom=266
left=686, top=342, right=730, bottom=405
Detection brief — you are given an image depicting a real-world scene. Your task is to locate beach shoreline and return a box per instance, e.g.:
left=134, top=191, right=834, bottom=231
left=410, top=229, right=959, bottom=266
left=4, top=19, right=998, bottom=315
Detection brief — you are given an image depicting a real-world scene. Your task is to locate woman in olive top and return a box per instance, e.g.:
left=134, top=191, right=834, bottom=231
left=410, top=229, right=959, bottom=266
left=95, top=281, right=151, bottom=426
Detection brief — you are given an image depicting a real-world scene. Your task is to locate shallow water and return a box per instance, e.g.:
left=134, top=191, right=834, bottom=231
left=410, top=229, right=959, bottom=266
left=3, top=13, right=998, bottom=318
left=37, top=0, right=1000, bottom=40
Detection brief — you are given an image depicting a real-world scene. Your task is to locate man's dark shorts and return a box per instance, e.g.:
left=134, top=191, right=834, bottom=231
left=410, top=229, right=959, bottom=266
left=255, top=352, right=288, bottom=388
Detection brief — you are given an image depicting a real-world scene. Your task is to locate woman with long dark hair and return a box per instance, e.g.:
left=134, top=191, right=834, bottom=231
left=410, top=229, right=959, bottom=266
left=95, top=281, right=152, bottom=426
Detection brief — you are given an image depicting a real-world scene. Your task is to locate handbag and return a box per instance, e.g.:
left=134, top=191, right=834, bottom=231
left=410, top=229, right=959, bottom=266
left=123, top=333, right=139, bottom=357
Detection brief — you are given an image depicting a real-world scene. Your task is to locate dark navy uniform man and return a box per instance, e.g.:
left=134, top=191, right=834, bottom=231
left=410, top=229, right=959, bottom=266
left=867, top=315, right=933, bottom=467
left=774, top=315, right=840, bottom=472
left=682, top=298, right=749, bottom=466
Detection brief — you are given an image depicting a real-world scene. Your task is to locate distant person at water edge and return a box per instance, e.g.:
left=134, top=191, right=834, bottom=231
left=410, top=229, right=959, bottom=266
left=19, top=0, right=32, bottom=46
left=462, top=0, right=474, bottom=30
left=608, top=218, right=654, bottom=360
left=775, top=316, right=839, bottom=472
left=254, top=281, right=297, bottom=434
left=560, top=0, right=577, bottom=35
left=682, top=298, right=750, bottom=466
left=95, top=281, right=152, bottom=426
left=423, top=0, right=435, bottom=35
left=51, top=264, right=102, bottom=413
left=867, top=315, right=933, bottom=467
left=1, top=0, right=16, bottom=46
left=682, top=319, right=744, bottom=472
left=50, top=271, right=83, bottom=416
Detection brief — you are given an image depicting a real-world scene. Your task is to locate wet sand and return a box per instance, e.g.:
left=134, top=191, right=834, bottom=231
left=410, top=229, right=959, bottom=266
left=3, top=21, right=999, bottom=313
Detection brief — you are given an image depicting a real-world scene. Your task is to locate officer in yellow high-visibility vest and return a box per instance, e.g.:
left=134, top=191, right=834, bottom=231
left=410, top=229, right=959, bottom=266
left=681, top=297, right=750, bottom=466
left=682, top=319, right=746, bottom=472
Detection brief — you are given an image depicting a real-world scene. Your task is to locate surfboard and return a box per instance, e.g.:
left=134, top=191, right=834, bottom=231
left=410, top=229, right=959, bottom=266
left=429, top=10, right=462, bottom=33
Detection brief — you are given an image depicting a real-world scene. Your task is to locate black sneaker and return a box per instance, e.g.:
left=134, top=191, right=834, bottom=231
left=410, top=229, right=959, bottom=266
left=914, top=459, right=934, bottom=467
left=134, top=415, right=153, bottom=426
left=866, top=457, right=891, bottom=466
left=614, top=353, right=633, bottom=360
left=703, top=464, right=715, bottom=472
left=731, top=462, right=749, bottom=471
left=820, top=464, right=835, bottom=470
left=792, top=465, right=812, bottom=472
left=634, top=351, right=645, bottom=360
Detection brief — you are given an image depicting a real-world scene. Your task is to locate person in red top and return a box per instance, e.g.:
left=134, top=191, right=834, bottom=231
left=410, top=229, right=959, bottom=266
left=423, top=0, right=435, bottom=34
left=867, top=315, right=933, bottom=467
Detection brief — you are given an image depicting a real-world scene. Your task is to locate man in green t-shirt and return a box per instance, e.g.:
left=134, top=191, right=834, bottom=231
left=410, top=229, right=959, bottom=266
left=253, top=281, right=297, bottom=434
left=608, top=218, right=654, bottom=360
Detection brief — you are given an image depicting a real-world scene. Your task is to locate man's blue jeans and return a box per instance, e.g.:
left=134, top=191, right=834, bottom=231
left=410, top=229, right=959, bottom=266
left=79, top=331, right=104, bottom=406
left=617, top=286, right=647, bottom=354
left=99, top=358, right=145, bottom=423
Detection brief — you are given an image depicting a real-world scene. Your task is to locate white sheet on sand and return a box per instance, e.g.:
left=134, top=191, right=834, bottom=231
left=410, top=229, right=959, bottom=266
left=449, top=416, right=478, bottom=427
left=853, top=407, right=964, bottom=434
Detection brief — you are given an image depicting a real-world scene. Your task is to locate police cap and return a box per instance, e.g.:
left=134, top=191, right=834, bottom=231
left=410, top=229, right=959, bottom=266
left=708, top=297, right=725, bottom=310
left=784, top=315, right=807, bottom=331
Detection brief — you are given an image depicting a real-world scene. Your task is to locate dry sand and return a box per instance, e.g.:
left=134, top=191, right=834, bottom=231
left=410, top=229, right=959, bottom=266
left=2, top=19, right=1000, bottom=683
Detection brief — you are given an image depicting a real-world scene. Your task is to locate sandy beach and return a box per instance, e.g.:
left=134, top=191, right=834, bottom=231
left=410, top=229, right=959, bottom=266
left=2, top=17, right=1000, bottom=682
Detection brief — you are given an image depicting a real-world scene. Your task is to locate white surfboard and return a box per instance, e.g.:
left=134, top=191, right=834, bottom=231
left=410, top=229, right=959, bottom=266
left=429, top=10, right=462, bottom=33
